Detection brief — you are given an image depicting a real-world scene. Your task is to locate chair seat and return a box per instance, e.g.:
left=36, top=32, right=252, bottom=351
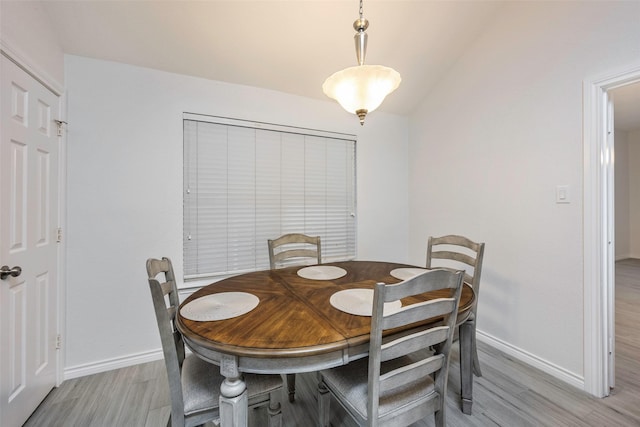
left=182, top=354, right=283, bottom=416
left=321, top=356, right=437, bottom=421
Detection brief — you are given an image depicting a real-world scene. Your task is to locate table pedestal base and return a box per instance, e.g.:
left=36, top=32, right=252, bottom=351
left=220, top=354, right=248, bottom=427
left=220, top=388, right=248, bottom=427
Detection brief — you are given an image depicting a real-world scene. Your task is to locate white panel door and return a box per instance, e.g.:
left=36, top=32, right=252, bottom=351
left=0, top=55, right=60, bottom=427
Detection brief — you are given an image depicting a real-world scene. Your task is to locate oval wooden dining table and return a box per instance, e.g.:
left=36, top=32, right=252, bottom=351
left=177, top=260, right=476, bottom=427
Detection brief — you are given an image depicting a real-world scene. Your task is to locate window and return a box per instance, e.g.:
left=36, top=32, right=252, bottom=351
left=183, top=114, right=357, bottom=280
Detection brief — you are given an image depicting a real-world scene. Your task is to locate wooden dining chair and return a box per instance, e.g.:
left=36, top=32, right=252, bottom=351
left=267, top=233, right=322, bottom=270
left=426, top=235, right=485, bottom=377
left=146, top=257, right=283, bottom=427
left=267, top=233, right=321, bottom=402
left=317, top=269, right=464, bottom=427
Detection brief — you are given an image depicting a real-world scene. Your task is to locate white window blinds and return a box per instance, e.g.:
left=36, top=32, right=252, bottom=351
left=183, top=115, right=357, bottom=279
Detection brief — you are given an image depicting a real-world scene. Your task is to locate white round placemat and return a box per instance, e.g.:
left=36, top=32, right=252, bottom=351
left=297, top=265, right=347, bottom=280
left=390, top=268, right=429, bottom=281
left=181, top=292, right=259, bottom=321
left=329, top=289, right=402, bottom=317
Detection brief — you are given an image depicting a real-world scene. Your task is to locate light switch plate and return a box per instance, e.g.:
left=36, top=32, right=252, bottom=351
left=556, top=185, right=570, bottom=203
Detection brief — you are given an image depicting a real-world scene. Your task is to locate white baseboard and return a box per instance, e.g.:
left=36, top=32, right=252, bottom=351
left=64, top=348, right=164, bottom=380
left=63, top=328, right=585, bottom=391
left=477, top=330, right=585, bottom=391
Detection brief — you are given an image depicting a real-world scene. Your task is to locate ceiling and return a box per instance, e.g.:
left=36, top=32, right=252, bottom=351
left=34, top=1, right=640, bottom=128
left=38, top=0, right=504, bottom=116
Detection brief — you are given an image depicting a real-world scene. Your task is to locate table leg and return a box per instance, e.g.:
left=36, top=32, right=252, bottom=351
left=219, top=354, right=248, bottom=427
left=459, top=321, right=473, bottom=414
left=286, top=373, right=296, bottom=402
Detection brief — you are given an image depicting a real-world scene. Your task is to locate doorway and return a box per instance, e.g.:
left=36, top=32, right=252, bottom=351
left=611, top=81, right=640, bottom=395
left=583, top=63, right=640, bottom=398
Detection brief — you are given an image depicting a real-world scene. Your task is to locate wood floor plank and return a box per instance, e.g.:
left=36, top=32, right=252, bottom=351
left=584, top=405, right=640, bottom=427
left=89, top=368, right=134, bottom=427
left=144, top=406, right=171, bottom=427
left=115, top=379, right=155, bottom=426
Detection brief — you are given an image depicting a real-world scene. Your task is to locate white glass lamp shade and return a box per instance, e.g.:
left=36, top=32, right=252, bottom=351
left=323, top=64, right=401, bottom=122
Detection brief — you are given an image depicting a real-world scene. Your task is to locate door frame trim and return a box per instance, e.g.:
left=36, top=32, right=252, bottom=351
left=0, top=39, right=64, bottom=96
left=583, top=61, right=640, bottom=397
left=1, top=40, right=66, bottom=387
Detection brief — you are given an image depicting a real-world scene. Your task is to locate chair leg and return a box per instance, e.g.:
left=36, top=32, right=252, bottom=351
left=267, top=390, right=282, bottom=427
left=286, top=373, right=296, bottom=402
left=317, top=378, right=331, bottom=427
left=459, top=321, right=474, bottom=415
left=471, top=322, right=482, bottom=377
left=434, top=407, right=446, bottom=427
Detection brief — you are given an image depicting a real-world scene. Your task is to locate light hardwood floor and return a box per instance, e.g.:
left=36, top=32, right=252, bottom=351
left=25, top=260, right=640, bottom=426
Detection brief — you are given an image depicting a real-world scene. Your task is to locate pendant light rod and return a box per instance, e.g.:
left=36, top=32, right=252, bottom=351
left=354, top=0, right=368, bottom=66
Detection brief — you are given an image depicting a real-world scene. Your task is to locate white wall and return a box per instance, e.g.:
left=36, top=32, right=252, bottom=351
left=408, top=1, right=640, bottom=386
left=0, top=1, right=64, bottom=88
left=11, top=0, right=637, bottom=391
left=64, top=55, right=409, bottom=374
left=628, top=130, right=640, bottom=258
left=615, top=130, right=630, bottom=260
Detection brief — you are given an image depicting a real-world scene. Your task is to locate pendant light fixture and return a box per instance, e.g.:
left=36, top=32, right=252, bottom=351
left=322, top=0, right=401, bottom=125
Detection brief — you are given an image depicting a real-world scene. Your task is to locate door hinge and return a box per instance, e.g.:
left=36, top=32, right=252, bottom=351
left=54, top=120, right=67, bottom=137
left=56, top=227, right=63, bottom=243
left=56, top=334, right=62, bottom=350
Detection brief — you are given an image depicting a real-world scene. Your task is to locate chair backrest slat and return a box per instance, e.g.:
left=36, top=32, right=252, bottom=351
left=379, top=354, right=445, bottom=393
left=382, top=298, right=456, bottom=331
left=273, top=249, right=319, bottom=263
left=380, top=326, right=450, bottom=362
left=430, top=250, right=476, bottom=266
left=160, top=280, right=174, bottom=295
left=382, top=269, right=460, bottom=301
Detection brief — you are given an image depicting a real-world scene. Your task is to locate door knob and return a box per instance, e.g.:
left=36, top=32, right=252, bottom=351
left=1, top=265, right=22, bottom=280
